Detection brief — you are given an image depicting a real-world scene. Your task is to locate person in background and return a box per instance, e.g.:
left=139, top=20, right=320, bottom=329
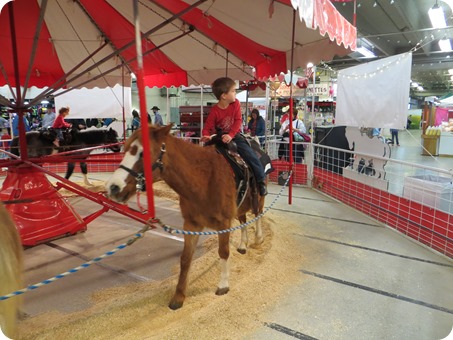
left=52, top=107, right=72, bottom=147
left=278, top=108, right=306, bottom=163
left=86, top=118, right=99, bottom=128
left=247, top=108, right=266, bottom=147
left=102, top=118, right=114, bottom=127
left=41, top=109, right=56, bottom=128
left=12, top=113, right=30, bottom=137
left=407, top=115, right=412, bottom=129
left=131, top=110, right=141, bottom=131
left=0, top=128, right=11, bottom=159
left=66, top=118, right=86, bottom=130
left=0, top=116, right=8, bottom=130
left=200, top=77, right=267, bottom=196
left=151, top=106, right=163, bottom=126
left=390, top=128, right=400, bottom=146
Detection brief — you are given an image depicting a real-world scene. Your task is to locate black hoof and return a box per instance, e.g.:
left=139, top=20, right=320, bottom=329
left=237, top=248, right=246, bottom=255
left=215, top=287, right=230, bottom=296
left=168, top=301, right=184, bottom=310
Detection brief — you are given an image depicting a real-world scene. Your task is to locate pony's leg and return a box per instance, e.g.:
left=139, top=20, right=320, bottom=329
left=254, top=199, right=265, bottom=246
left=65, top=162, right=75, bottom=180
left=216, top=232, right=230, bottom=295
left=169, top=233, right=200, bottom=310
left=80, top=162, right=92, bottom=186
left=237, top=214, right=248, bottom=254
left=254, top=217, right=263, bottom=245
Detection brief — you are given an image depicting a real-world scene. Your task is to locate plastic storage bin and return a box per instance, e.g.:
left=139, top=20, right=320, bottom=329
left=403, top=175, right=453, bottom=214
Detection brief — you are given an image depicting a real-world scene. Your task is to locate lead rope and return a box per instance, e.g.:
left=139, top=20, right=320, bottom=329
left=0, top=223, right=154, bottom=301
left=158, top=171, right=292, bottom=235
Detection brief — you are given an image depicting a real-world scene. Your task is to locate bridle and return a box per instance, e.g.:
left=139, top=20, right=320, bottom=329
left=118, top=143, right=166, bottom=192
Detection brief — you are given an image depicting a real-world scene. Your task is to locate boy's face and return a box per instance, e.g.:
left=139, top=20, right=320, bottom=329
left=221, top=85, right=236, bottom=104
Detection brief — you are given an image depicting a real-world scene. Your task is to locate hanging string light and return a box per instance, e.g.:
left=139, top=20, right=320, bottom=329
left=338, top=53, right=410, bottom=80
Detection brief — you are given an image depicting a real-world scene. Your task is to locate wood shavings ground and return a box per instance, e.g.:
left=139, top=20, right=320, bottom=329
left=18, top=185, right=304, bottom=340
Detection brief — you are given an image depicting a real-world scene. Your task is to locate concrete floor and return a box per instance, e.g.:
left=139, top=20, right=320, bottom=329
left=14, top=170, right=453, bottom=340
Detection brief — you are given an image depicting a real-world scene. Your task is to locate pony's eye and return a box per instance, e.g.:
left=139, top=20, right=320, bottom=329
left=139, top=152, right=143, bottom=158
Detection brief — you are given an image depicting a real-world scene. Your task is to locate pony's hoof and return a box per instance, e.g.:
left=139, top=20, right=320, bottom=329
left=255, top=237, right=264, bottom=245
left=215, top=287, right=229, bottom=295
left=237, top=247, right=246, bottom=255
left=168, top=300, right=184, bottom=310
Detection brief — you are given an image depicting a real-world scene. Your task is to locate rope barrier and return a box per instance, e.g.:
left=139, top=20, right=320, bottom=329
left=0, top=224, right=151, bottom=301
left=161, top=171, right=293, bottom=236
left=0, top=172, right=293, bottom=301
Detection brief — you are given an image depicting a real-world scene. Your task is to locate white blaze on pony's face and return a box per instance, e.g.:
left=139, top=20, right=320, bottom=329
left=106, top=139, right=143, bottom=203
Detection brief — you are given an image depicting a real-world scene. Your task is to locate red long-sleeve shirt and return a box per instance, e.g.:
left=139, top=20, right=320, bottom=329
left=202, top=99, right=242, bottom=138
left=52, top=114, right=71, bottom=128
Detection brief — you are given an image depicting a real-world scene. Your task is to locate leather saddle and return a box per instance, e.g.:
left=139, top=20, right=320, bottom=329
left=205, top=132, right=274, bottom=209
left=40, top=127, right=73, bottom=148
left=206, top=133, right=252, bottom=207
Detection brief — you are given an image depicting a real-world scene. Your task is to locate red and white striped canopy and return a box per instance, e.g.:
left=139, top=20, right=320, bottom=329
left=0, top=0, right=356, bottom=90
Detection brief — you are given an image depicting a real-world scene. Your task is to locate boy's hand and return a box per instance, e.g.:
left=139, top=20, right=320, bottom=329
left=222, top=134, right=232, bottom=144
left=201, top=135, right=211, bottom=143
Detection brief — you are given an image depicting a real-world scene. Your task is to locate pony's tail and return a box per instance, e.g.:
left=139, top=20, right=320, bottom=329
left=0, top=204, right=23, bottom=339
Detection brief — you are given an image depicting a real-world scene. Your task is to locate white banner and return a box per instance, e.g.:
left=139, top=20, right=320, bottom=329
left=335, top=53, right=412, bottom=129
left=54, top=84, right=132, bottom=119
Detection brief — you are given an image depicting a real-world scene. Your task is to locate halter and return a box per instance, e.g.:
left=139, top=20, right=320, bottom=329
left=119, top=143, right=166, bottom=192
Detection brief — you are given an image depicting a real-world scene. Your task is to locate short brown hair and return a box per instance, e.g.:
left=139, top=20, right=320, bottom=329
left=59, top=107, right=69, bottom=115
left=211, top=77, right=236, bottom=100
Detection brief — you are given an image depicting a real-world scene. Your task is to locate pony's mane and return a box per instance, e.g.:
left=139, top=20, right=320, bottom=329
left=124, top=129, right=142, bottom=152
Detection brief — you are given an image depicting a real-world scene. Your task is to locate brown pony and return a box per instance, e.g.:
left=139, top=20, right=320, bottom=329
left=0, top=203, right=22, bottom=338
left=105, top=124, right=266, bottom=310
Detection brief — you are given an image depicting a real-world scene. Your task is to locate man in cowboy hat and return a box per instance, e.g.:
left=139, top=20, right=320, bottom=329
left=151, top=106, right=163, bottom=126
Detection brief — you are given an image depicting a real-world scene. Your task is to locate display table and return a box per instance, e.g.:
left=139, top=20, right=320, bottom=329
left=421, top=134, right=440, bottom=156
left=439, top=132, right=453, bottom=156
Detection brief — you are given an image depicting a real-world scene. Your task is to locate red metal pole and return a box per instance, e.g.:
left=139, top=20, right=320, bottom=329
left=133, top=0, right=155, bottom=219
left=8, top=1, right=28, bottom=161
left=287, top=9, right=297, bottom=205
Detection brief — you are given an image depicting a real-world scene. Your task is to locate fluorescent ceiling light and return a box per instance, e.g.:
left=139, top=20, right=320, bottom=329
left=428, top=2, right=447, bottom=28
left=356, top=46, right=376, bottom=58
left=439, top=38, right=452, bottom=51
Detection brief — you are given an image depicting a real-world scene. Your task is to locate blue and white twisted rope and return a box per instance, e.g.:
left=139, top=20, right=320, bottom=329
left=162, top=171, right=293, bottom=235
left=0, top=225, right=151, bottom=301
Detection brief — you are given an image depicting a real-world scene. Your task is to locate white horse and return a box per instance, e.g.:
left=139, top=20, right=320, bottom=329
left=345, top=127, right=391, bottom=179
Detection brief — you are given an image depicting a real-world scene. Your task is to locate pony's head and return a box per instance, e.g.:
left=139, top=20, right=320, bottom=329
left=104, top=128, right=121, bottom=152
left=105, top=124, right=173, bottom=203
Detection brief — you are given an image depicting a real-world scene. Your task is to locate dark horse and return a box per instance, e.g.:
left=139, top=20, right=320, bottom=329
left=10, top=128, right=121, bottom=185
left=105, top=124, right=267, bottom=310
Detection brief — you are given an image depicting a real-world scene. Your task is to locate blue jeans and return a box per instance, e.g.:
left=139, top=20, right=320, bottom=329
left=233, top=135, right=265, bottom=183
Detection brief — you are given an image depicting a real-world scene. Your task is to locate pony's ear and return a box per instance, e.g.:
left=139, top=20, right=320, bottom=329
left=153, top=123, right=173, bottom=140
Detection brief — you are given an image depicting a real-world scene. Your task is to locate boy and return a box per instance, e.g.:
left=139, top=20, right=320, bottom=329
left=201, top=77, right=267, bottom=196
